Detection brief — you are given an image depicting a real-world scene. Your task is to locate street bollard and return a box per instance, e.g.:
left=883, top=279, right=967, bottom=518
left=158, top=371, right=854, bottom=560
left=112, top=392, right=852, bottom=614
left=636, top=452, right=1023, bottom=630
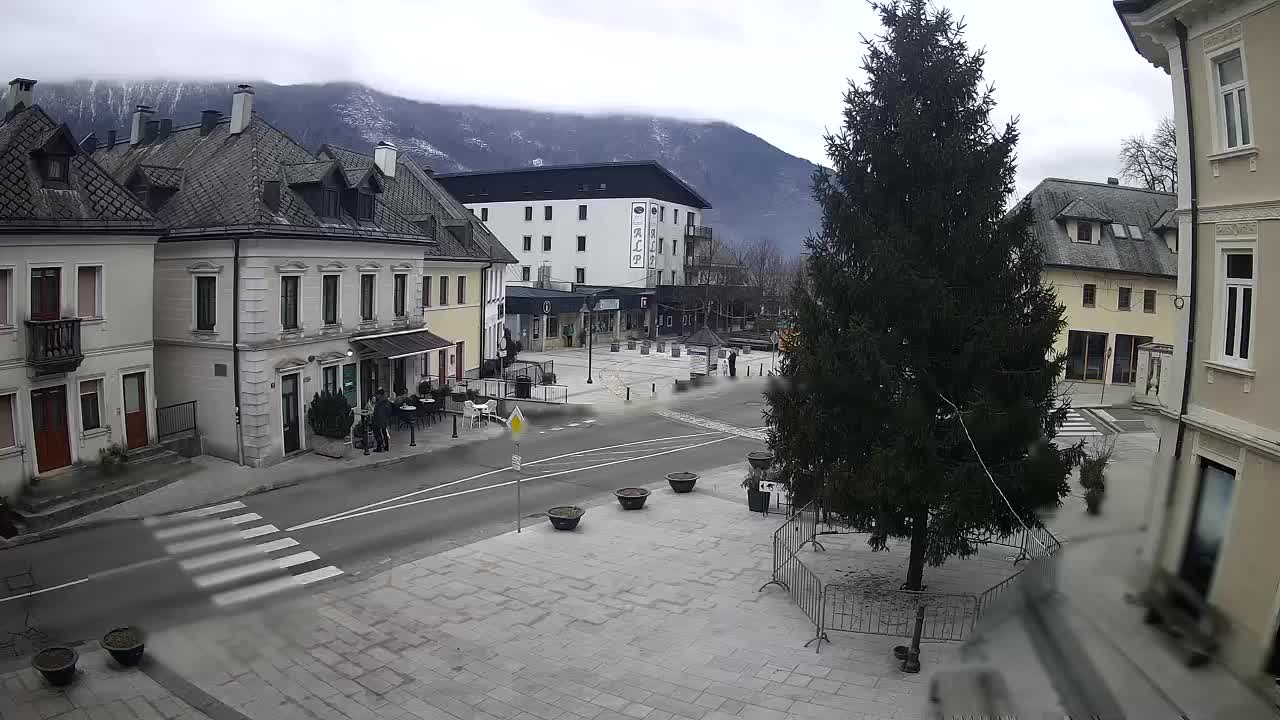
left=901, top=606, right=925, bottom=673
left=408, top=414, right=416, bottom=447
left=626, top=386, right=630, bottom=402
left=651, top=383, right=655, bottom=394
left=452, top=414, right=458, bottom=439
left=747, top=366, right=751, bottom=377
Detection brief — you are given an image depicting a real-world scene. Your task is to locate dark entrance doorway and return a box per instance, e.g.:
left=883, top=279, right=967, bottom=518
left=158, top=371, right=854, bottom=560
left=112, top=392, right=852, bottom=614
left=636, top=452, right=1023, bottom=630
left=1112, top=334, right=1154, bottom=385
left=1179, top=459, right=1236, bottom=598
left=122, top=371, right=148, bottom=450
left=1065, top=330, right=1108, bottom=381
left=281, top=373, right=300, bottom=454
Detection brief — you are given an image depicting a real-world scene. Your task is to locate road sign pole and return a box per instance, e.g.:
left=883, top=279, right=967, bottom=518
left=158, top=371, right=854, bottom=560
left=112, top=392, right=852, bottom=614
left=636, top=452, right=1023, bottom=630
left=515, top=441, right=522, bottom=533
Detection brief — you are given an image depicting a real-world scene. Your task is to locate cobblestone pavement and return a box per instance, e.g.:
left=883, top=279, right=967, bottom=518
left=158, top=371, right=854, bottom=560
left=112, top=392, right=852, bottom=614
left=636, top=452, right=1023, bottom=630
left=1, top=648, right=206, bottom=720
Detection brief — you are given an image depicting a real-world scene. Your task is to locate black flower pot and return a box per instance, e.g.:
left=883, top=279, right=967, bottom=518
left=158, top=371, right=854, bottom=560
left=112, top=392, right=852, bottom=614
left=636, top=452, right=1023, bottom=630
left=747, top=489, right=770, bottom=513
left=611, top=342, right=620, bottom=352
left=614, top=488, right=650, bottom=510
left=666, top=471, right=698, bottom=493
left=746, top=451, right=775, bottom=471
left=32, top=646, right=78, bottom=686
left=547, top=506, right=584, bottom=530
left=627, top=340, right=636, bottom=350
left=101, top=627, right=145, bottom=667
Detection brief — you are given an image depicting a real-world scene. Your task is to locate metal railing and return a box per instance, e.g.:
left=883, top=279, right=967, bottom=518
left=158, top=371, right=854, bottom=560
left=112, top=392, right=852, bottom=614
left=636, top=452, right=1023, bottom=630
left=156, top=400, right=198, bottom=440
left=823, top=586, right=979, bottom=641
left=463, top=378, right=568, bottom=404
left=759, top=501, right=828, bottom=649
left=684, top=224, right=714, bottom=240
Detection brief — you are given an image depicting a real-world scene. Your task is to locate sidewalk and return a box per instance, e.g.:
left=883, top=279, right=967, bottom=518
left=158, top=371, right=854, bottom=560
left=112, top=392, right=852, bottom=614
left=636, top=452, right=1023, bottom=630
left=1062, top=380, right=1135, bottom=409
left=3, top=464, right=947, bottom=720
left=52, top=420, right=505, bottom=531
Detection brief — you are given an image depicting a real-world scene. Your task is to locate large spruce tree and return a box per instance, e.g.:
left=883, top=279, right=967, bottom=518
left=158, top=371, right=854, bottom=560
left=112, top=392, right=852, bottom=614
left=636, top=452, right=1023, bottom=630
left=766, top=0, right=1080, bottom=591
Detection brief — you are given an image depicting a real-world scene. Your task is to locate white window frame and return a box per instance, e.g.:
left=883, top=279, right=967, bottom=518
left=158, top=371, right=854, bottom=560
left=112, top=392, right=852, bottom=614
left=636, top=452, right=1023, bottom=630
left=186, top=261, right=223, bottom=335
left=321, top=273, right=342, bottom=327
left=78, top=376, right=106, bottom=435
left=1217, top=246, right=1256, bottom=368
left=74, top=263, right=104, bottom=321
left=393, top=272, right=409, bottom=318
left=575, top=267, right=586, bottom=284
left=0, top=390, right=19, bottom=452
left=1210, top=46, right=1252, bottom=151
left=0, top=265, right=14, bottom=330
left=521, top=266, right=531, bottom=282
left=279, top=273, right=303, bottom=332
left=359, top=272, right=378, bottom=323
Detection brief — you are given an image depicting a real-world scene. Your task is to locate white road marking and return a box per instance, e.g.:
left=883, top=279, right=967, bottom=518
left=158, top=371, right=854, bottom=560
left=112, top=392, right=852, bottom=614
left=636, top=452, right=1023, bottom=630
left=165, top=531, right=245, bottom=555
left=286, top=431, right=721, bottom=531
left=194, top=559, right=282, bottom=589
left=152, top=519, right=227, bottom=541
left=568, top=423, right=580, bottom=427
left=143, top=501, right=246, bottom=526
left=1096, top=410, right=1117, bottom=423
left=551, top=427, right=563, bottom=431
left=224, top=513, right=263, bottom=526
left=0, top=577, right=90, bottom=603
left=239, top=524, right=279, bottom=540
left=208, top=564, right=341, bottom=607
left=179, top=538, right=299, bottom=572
left=295, top=566, right=343, bottom=585
left=291, top=435, right=737, bottom=531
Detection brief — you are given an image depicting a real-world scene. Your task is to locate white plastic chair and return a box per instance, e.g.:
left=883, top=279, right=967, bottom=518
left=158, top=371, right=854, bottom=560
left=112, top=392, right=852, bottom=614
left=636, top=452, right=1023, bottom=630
left=481, top=399, right=498, bottom=426
left=462, top=401, right=480, bottom=429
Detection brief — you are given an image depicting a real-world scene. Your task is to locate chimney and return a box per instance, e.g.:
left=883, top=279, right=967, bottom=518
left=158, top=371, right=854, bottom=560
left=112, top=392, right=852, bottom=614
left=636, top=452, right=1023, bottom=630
left=130, top=105, right=154, bottom=145
left=199, top=109, right=221, bottom=136
left=374, top=141, right=398, bottom=178
left=158, top=118, right=172, bottom=140
left=106, top=129, right=117, bottom=147
left=144, top=119, right=160, bottom=143
left=229, top=84, right=254, bottom=135
left=80, top=132, right=98, bottom=154
left=1107, top=177, right=1120, bottom=185
left=5, top=78, right=35, bottom=119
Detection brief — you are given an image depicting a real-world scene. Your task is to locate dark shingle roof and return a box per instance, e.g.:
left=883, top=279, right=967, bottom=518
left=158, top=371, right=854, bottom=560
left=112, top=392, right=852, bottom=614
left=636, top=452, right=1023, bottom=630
left=0, top=106, right=156, bottom=231
left=1027, top=178, right=1176, bottom=278
left=685, top=326, right=725, bottom=347
left=134, top=164, right=183, bottom=190
left=1055, top=197, right=1112, bottom=222
left=90, top=115, right=513, bottom=263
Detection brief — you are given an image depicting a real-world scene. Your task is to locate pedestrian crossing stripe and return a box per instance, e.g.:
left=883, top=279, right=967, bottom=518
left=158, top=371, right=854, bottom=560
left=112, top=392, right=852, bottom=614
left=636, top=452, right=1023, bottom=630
left=144, top=500, right=342, bottom=607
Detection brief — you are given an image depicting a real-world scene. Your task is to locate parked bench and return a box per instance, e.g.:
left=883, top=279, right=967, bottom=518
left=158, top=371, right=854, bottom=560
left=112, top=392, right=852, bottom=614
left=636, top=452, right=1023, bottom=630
left=1138, top=568, right=1227, bottom=667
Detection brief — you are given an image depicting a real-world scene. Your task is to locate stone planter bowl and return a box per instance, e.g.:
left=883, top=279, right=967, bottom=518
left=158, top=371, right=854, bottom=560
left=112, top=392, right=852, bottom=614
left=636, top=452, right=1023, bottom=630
left=666, top=472, right=698, bottom=493
left=101, top=626, right=145, bottom=667
left=32, top=647, right=78, bottom=687
left=614, top=487, right=650, bottom=510
left=627, top=340, right=637, bottom=350
left=547, top=506, right=584, bottom=531
left=747, top=451, right=775, bottom=470
left=611, top=342, right=620, bottom=352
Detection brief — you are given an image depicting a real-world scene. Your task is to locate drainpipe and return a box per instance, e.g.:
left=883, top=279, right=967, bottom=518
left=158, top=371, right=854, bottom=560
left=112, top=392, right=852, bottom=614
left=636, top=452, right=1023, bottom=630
left=232, top=237, right=245, bottom=466
left=1158, top=19, right=1200, bottom=557
left=479, top=245, right=493, bottom=382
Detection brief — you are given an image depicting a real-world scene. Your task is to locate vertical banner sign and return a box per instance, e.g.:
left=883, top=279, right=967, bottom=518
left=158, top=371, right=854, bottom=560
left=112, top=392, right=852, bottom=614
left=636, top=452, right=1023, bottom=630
left=648, top=203, right=659, bottom=268
left=630, top=202, right=647, bottom=269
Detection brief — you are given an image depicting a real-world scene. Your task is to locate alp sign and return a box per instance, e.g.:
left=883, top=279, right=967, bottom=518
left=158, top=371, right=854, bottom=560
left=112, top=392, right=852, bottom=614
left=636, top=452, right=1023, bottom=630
left=629, top=202, right=647, bottom=269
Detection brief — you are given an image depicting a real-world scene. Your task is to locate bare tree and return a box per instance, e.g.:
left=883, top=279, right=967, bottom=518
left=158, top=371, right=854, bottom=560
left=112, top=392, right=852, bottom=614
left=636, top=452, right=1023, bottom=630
left=1119, top=117, right=1177, bottom=193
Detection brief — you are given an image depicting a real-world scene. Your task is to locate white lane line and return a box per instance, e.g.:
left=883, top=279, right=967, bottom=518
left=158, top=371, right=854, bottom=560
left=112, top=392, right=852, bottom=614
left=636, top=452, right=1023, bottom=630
left=180, top=538, right=299, bottom=572
left=0, top=577, right=90, bottom=604
left=239, top=524, right=279, bottom=540
left=143, top=501, right=246, bottom=526
left=292, top=435, right=737, bottom=531
left=551, top=427, right=563, bottom=431
left=287, top=431, right=721, bottom=531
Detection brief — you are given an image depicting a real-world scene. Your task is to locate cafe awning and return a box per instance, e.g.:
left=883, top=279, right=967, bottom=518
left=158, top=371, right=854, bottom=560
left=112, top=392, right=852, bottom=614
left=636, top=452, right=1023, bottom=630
left=350, top=328, right=454, bottom=359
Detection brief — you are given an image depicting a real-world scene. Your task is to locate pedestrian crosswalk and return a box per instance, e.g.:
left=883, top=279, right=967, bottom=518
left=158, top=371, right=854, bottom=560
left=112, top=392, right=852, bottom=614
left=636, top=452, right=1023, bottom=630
left=143, top=501, right=341, bottom=607
left=1057, top=408, right=1104, bottom=438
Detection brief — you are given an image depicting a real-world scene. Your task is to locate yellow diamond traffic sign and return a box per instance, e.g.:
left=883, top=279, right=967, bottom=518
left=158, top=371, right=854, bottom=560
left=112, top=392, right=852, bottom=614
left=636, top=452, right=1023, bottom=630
left=508, top=405, right=527, bottom=437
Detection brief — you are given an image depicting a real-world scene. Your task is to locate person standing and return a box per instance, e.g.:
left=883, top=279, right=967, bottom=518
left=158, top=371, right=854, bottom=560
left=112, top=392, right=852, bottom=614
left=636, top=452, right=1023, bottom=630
left=372, top=387, right=394, bottom=452
left=728, top=349, right=738, bottom=377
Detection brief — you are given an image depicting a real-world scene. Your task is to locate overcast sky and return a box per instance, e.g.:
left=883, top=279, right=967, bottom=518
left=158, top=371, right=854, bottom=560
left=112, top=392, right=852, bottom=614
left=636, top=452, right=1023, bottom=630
left=3, top=0, right=1171, bottom=194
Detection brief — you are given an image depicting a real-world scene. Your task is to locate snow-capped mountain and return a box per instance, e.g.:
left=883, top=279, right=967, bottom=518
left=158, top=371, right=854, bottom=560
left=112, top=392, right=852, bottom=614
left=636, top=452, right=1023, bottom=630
left=12, top=79, right=821, bottom=255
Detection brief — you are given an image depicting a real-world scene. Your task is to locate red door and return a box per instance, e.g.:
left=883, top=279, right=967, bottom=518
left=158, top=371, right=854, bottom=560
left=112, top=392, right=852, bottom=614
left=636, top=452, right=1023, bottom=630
left=31, top=386, right=71, bottom=472
left=438, top=349, right=448, bottom=386
left=122, top=372, right=148, bottom=450
left=455, top=342, right=464, bottom=381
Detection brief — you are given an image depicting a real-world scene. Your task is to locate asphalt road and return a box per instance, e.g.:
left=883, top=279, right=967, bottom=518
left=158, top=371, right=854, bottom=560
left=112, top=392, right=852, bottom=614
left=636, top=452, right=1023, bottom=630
left=0, top=378, right=770, bottom=669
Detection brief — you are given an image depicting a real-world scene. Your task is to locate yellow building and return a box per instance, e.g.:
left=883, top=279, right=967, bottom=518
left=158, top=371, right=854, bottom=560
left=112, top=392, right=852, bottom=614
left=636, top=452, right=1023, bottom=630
left=1027, top=178, right=1178, bottom=387
left=1119, top=0, right=1280, bottom=691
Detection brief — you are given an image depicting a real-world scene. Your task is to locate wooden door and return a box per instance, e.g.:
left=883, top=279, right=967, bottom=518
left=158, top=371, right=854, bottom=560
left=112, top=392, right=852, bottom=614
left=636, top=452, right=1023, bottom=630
left=122, top=372, right=148, bottom=450
left=455, top=341, right=464, bottom=381
left=281, top=373, right=300, bottom=454
left=30, top=268, right=61, bottom=320
left=31, top=385, right=71, bottom=472
left=438, top=349, right=447, bottom=386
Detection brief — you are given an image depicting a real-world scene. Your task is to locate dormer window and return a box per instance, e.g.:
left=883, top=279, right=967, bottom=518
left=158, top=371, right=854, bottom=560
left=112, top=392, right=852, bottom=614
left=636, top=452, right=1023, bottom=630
left=320, top=188, right=340, bottom=218
left=45, top=155, right=69, bottom=184
left=356, top=192, right=374, bottom=220
left=1077, top=222, right=1093, bottom=244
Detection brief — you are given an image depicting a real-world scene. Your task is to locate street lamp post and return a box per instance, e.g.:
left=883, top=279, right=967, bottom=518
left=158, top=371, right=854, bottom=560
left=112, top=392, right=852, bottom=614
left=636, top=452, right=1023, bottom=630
left=581, top=296, right=595, bottom=384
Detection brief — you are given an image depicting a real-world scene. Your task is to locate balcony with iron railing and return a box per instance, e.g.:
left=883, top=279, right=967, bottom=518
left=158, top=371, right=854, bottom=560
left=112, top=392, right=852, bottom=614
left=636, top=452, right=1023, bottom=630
left=684, top=225, right=713, bottom=241
left=25, top=318, right=84, bottom=374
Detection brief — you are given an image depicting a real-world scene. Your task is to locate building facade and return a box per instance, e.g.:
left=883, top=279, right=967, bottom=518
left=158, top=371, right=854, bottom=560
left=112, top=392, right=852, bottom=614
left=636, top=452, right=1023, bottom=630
left=1025, top=177, right=1178, bottom=387
left=436, top=162, right=713, bottom=290
left=1118, top=0, right=1280, bottom=690
left=0, top=79, right=161, bottom=495
left=90, top=86, right=514, bottom=468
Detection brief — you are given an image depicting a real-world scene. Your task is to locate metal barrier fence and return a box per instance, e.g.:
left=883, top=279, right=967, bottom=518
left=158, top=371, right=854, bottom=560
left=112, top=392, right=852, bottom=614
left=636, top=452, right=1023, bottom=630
left=156, top=400, right=197, bottom=440
left=462, top=378, right=569, bottom=404
left=823, top=586, right=979, bottom=641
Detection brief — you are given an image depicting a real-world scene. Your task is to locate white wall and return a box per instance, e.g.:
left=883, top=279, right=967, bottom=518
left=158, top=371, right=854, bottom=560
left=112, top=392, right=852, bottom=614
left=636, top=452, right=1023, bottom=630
left=471, top=198, right=704, bottom=289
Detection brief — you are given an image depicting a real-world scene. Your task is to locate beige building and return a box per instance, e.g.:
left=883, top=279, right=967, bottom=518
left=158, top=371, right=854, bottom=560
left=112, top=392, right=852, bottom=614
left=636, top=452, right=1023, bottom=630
left=1119, top=0, right=1280, bottom=690
left=91, top=86, right=515, bottom=468
left=1026, top=178, right=1178, bottom=387
left=0, top=80, right=162, bottom=496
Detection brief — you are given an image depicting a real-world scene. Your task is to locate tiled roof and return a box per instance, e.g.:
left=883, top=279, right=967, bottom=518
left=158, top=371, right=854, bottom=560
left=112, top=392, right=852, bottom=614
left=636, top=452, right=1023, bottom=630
left=685, top=326, right=725, bottom=347
left=135, top=164, right=183, bottom=190
left=1027, top=178, right=1177, bottom=278
left=90, top=114, right=513, bottom=263
left=1152, top=207, right=1177, bottom=230
left=1055, top=197, right=1112, bottom=223
left=0, top=106, right=156, bottom=231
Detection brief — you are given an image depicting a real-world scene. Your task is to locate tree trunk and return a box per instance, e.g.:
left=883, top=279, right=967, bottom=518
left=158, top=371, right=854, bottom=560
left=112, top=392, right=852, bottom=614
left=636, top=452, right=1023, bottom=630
left=904, top=507, right=929, bottom=591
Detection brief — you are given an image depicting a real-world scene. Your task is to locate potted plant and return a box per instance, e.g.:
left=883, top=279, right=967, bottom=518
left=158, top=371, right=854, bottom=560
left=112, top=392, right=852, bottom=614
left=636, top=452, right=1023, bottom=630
left=744, top=467, right=771, bottom=513
left=101, top=626, right=145, bottom=667
left=747, top=450, right=775, bottom=471
left=32, top=646, right=78, bottom=686
left=666, top=471, right=698, bottom=493
left=547, top=506, right=584, bottom=530
left=307, top=391, right=354, bottom=459
left=1080, top=442, right=1112, bottom=516
left=614, top=488, right=650, bottom=510
left=98, top=443, right=129, bottom=476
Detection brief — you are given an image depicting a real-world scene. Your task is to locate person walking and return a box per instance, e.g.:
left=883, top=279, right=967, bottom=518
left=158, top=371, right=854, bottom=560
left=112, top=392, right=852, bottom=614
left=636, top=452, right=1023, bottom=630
left=371, top=387, right=394, bottom=452
left=728, top=349, right=738, bottom=377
